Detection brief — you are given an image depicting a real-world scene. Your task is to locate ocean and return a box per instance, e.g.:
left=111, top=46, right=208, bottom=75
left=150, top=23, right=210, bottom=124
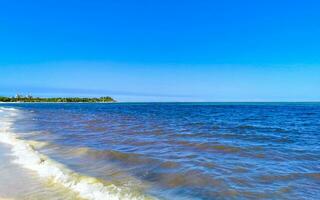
left=0, top=103, right=319, bottom=200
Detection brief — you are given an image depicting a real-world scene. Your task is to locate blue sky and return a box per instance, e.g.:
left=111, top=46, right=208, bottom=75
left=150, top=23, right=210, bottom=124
left=0, top=0, right=319, bottom=101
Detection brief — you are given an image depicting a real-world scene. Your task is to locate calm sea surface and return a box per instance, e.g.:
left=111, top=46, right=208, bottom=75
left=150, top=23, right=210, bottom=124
left=1, top=103, right=320, bottom=200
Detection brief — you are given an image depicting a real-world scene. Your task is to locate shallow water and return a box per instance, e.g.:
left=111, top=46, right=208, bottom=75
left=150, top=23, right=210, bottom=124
left=0, top=136, right=82, bottom=200
left=0, top=103, right=320, bottom=199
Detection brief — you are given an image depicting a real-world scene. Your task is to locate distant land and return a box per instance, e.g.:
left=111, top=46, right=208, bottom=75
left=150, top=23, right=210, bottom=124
left=0, top=95, right=116, bottom=103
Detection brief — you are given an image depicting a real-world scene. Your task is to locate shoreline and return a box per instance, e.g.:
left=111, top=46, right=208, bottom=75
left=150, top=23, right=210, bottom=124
left=0, top=106, right=155, bottom=200
left=0, top=141, right=82, bottom=200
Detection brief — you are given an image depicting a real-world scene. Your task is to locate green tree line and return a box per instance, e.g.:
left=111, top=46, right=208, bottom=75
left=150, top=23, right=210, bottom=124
left=0, top=95, right=116, bottom=103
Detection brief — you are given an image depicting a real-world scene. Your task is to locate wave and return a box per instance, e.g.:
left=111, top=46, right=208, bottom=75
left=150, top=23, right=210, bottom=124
left=69, top=147, right=157, bottom=165
left=170, top=140, right=244, bottom=154
left=236, top=125, right=289, bottom=133
left=0, top=107, right=156, bottom=200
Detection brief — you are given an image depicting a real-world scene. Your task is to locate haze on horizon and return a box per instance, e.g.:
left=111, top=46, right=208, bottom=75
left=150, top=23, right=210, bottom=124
left=0, top=1, right=319, bottom=102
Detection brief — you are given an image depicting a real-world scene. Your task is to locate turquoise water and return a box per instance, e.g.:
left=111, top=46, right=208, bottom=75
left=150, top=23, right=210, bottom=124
left=0, top=103, right=319, bottom=199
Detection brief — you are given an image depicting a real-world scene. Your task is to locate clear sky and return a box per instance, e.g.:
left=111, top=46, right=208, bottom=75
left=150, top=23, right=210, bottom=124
left=0, top=0, right=319, bottom=101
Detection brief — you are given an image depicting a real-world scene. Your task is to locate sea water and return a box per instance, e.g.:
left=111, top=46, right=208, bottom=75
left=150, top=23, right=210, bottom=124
left=0, top=103, right=319, bottom=200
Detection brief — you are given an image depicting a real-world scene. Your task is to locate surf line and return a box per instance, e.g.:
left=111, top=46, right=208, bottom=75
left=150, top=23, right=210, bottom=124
left=0, top=107, right=155, bottom=200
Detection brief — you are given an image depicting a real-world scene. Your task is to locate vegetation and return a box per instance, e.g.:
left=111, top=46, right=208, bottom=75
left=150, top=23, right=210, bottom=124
left=0, top=94, right=116, bottom=103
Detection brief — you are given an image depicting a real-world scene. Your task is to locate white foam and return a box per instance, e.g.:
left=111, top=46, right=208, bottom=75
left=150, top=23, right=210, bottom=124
left=0, top=107, right=18, bottom=112
left=0, top=107, right=155, bottom=200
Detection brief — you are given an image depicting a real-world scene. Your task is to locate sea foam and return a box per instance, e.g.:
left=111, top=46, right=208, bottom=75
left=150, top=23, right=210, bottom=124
left=0, top=107, right=155, bottom=200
